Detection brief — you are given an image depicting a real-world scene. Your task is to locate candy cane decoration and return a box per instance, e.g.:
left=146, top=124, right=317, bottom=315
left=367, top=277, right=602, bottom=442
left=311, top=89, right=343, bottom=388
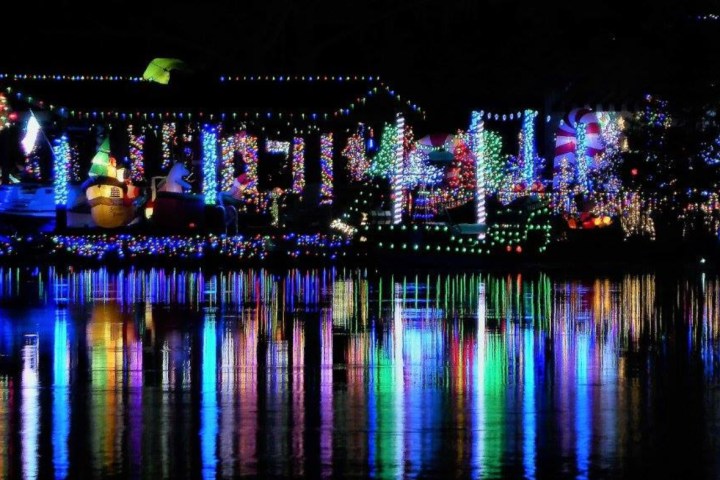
left=553, top=108, right=604, bottom=189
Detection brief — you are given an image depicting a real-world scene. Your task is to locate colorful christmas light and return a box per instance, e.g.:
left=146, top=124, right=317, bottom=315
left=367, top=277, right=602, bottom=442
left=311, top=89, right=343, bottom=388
left=238, top=133, right=259, bottom=193
left=220, top=136, right=236, bottom=191
left=342, top=129, right=369, bottom=182
left=128, top=124, right=145, bottom=183
left=161, top=122, right=176, bottom=170
left=292, top=137, right=305, bottom=194
left=320, top=133, right=334, bottom=205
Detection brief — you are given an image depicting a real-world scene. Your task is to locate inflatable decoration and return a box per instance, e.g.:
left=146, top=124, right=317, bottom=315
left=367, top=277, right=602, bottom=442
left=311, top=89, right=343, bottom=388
left=158, top=161, right=191, bottom=193
left=84, top=137, right=143, bottom=228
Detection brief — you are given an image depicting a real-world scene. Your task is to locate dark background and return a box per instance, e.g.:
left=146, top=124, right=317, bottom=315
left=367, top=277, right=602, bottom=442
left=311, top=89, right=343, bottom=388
left=5, top=0, right=719, bottom=128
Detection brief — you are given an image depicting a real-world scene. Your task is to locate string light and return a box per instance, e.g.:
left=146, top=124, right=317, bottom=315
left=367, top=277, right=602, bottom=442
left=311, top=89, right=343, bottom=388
left=320, top=133, right=334, bottom=205
left=202, top=125, right=219, bottom=205
left=292, top=137, right=305, bottom=194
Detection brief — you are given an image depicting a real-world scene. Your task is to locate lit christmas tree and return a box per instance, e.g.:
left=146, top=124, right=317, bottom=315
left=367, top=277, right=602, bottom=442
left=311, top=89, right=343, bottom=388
left=368, top=123, right=396, bottom=178
left=482, top=129, right=506, bottom=194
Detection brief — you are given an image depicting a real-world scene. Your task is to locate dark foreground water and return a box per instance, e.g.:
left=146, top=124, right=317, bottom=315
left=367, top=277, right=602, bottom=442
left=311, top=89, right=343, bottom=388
left=0, top=267, right=719, bottom=478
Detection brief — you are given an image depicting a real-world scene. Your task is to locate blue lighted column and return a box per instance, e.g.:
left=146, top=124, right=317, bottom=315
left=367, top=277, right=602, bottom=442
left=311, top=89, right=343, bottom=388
left=202, top=125, right=219, bottom=205
left=53, top=135, right=71, bottom=206
left=521, top=110, right=537, bottom=187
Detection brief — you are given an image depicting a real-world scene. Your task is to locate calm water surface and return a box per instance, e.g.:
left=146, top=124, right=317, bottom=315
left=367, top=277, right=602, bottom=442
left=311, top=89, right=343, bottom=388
left=0, top=267, right=718, bottom=478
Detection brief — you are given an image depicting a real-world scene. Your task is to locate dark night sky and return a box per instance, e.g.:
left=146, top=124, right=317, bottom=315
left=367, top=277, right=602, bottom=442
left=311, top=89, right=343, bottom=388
left=5, top=0, right=719, bottom=127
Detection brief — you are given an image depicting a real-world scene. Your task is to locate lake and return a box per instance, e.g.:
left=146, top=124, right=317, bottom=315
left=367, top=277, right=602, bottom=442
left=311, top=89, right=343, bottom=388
left=0, top=266, right=717, bottom=478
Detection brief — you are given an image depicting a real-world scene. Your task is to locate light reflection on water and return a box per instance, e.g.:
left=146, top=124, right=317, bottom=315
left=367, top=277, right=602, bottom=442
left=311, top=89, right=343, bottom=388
left=0, top=268, right=717, bottom=477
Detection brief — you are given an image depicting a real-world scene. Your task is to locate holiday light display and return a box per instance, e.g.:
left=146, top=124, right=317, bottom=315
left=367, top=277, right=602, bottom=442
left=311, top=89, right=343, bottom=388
left=220, top=136, right=236, bottom=191
left=343, top=129, right=369, bottom=182
left=161, top=122, right=176, bottom=170
left=201, top=125, right=219, bottom=205
left=291, top=137, right=305, bottom=194
left=52, top=135, right=71, bottom=206
left=128, top=124, right=145, bottom=183
left=320, top=133, right=334, bottom=205
left=470, top=112, right=486, bottom=236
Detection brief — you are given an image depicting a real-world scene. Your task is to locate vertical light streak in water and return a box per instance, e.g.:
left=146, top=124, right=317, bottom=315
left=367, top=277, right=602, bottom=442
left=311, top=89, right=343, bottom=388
left=127, top=320, right=143, bottom=476
left=471, top=283, right=486, bottom=477
left=523, top=327, right=536, bottom=479
left=320, top=307, right=334, bottom=478
left=393, top=284, right=405, bottom=477
left=88, top=304, right=124, bottom=472
left=237, top=311, right=259, bottom=476
left=53, top=312, right=70, bottom=479
left=219, top=325, right=236, bottom=478
left=291, top=318, right=305, bottom=475
left=0, top=374, right=9, bottom=478
left=21, top=334, right=39, bottom=480
left=484, top=333, right=506, bottom=478
left=576, top=330, right=590, bottom=480
left=201, top=311, right=218, bottom=480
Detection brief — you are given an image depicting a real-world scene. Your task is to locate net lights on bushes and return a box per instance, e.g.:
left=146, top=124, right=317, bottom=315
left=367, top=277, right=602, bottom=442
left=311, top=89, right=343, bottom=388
left=52, top=135, right=71, bottom=206
left=201, top=125, right=219, bottom=205
left=320, top=133, right=334, bottom=205
left=291, top=137, right=305, bottom=194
